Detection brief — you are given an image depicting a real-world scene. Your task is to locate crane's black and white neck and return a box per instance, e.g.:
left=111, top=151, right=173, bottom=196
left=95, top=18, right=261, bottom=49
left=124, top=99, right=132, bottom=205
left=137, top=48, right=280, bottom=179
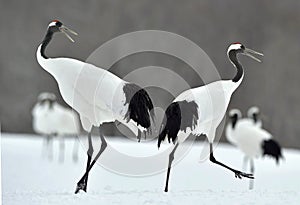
left=247, top=106, right=260, bottom=124
left=227, top=42, right=263, bottom=87
left=227, top=42, right=245, bottom=83
left=37, top=92, right=57, bottom=109
left=38, top=20, right=77, bottom=60
left=228, top=109, right=242, bottom=129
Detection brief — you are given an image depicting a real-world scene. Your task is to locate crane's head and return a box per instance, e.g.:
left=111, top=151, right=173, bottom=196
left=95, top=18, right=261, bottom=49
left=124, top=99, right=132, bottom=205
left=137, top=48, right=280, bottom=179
left=227, top=42, right=263, bottom=62
left=37, top=92, right=57, bottom=103
left=247, top=106, right=260, bottom=122
left=228, top=109, right=242, bottom=128
left=37, top=92, right=57, bottom=108
left=47, top=20, right=78, bottom=42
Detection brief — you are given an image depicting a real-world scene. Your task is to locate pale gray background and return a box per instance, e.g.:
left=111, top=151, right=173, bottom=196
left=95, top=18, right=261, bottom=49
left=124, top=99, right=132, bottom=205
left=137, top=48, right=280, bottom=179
left=1, top=0, right=299, bottom=148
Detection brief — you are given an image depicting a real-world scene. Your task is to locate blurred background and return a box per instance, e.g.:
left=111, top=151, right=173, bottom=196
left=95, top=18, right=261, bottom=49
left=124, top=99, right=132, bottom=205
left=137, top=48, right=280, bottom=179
left=1, top=0, right=300, bottom=148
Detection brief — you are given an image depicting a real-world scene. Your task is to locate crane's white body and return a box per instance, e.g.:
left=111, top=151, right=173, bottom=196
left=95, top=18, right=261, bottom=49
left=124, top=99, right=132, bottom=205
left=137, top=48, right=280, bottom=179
left=32, top=98, right=81, bottom=161
left=32, top=100, right=80, bottom=136
left=175, top=79, right=241, bottom=143
left=226, top=119, right=271, bottom=158
left=36, top=46, right=141, bottom=135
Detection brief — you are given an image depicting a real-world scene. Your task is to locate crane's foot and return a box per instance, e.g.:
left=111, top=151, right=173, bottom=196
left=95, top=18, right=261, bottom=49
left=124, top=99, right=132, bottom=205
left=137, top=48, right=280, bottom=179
left=234, top=170, right=254, bottom=179
left=74, top=181, right=87, bottom=194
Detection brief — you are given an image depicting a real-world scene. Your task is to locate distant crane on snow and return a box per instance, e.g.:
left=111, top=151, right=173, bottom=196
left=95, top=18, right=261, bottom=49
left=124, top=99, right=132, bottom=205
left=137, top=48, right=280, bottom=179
left=226, top=108, right=283, bottom=189
left=32, top=92, right=80, bottom=162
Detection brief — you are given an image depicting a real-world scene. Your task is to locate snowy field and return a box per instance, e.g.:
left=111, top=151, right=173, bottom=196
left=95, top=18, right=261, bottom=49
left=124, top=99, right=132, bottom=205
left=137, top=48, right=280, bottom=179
left=2, top=133, right=300, bottom=205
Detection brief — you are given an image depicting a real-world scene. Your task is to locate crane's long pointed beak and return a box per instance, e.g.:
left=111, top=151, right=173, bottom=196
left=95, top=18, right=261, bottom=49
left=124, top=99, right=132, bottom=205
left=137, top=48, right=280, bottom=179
left=245, top=48, right=263, bottom=56
left=60, top=25, right=78, bottom=42
left=244, top=48, right=264, bottom=62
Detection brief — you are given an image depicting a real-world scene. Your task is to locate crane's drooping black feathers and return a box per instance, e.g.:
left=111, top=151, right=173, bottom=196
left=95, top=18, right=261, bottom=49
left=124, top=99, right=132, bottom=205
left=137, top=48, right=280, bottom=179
left=262, top=139, right=283, bottom=164
left=123, top=83, right=155, bottom=130
left=158, top=100, right=199, bottom=148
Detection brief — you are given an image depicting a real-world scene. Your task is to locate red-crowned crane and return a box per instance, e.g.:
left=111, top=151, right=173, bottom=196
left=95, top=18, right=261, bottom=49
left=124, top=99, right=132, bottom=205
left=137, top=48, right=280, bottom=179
left=158, top=42, right=263, bottom=192
left=227, top=107, right=262, bottom=171
left=32, top=92, right=80, bottom=162
left=36, top=20, right=155, bottom=193
left=226, top=109, right=283, bottom=189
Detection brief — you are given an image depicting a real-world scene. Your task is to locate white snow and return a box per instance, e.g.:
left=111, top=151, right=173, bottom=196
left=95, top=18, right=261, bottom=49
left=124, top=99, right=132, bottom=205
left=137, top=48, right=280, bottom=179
left=2, top=133, right=300, bottom=205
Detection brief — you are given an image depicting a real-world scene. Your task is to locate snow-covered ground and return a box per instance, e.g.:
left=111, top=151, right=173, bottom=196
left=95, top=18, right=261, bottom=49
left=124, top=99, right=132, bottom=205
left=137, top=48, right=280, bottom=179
left=2, top=133, right=300, bottom=205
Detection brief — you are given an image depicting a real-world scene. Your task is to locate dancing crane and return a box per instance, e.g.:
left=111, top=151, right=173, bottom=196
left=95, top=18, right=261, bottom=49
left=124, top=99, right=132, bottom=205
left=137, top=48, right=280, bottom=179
left=158, top=42, right=263, bottom=192
left=36, top=20, right=155, bottom=193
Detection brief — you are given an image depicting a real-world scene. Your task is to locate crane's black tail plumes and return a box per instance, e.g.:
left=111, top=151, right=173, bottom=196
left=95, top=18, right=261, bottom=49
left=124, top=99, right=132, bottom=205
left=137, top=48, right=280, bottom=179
left=158, top=101, right=199, bottom=148
left=123, top=83, right=155, bottom=132
left=262, top=139, right=283, bottom=164
left=158, top=102, right=181, bottom=148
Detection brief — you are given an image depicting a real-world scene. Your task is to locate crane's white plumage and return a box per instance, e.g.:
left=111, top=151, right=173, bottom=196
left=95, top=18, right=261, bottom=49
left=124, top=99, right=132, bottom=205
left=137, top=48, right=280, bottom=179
left=158, top=42, right=263, bottom=192
left=36, top=20, right=154, bottom=193
left=36, top=22, right=153, bottom=136
left=226, top=107, right=262, bottom=145
left=36, top=50, right=129, bottom=132
left=226, top=108, right=282, bottom=160
left=174, top=80, right=241, bottom=143
left=32, top=92, right=80, bottom=136
left=226, top=110, right=270, bottom=157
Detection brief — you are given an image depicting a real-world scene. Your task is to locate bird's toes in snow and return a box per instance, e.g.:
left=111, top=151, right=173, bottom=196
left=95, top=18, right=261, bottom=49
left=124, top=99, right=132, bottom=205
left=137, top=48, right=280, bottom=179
left=234, top=171, right=254, bottom=179
left=74, top=181, right=87, bottom=194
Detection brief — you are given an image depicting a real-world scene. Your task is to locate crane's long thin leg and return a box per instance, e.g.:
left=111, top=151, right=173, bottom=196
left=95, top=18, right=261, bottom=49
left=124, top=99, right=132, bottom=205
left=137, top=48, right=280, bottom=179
left=209, top=143, right=254, bottom=179
left=75, top=128, right=107, bottom=194
left=72, top=135, right=79, bottom=162
left=249, top=159, right=255, bottom=190
left=164, top=143, right=179, bottom=192
left=83, top=132, right=93, bottom=192
left=243, top=156, right=248, bottom=172
left=74, top=131, right=93, bottom=193
left=137, top=129, right=141, bottom=142
left=47, top=135, right=53, bottom=161
left=59, top=135, right=65, bottom=163
left=42, top=135, right=48, bottom=158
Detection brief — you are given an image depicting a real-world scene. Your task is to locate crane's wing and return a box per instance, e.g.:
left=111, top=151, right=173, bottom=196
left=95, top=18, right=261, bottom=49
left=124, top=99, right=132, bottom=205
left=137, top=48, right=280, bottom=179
left=52, top=58, right=126, bottom=114
left=174, top=81, right=233, bottom=125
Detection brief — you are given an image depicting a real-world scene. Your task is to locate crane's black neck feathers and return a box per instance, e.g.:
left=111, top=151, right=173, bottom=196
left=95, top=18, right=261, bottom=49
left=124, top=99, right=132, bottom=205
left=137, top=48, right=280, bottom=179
left=228, top=50, right=243, bottom=83
left=41, top=30, right=54, bottom=59
left=39, top=99, right=55, bottom=109
left=158, top=100, right=199, bottom=148
left=230, top=114, right=239, bottom=129
left=123, top=83, right=155, bottom=131
left=252, top=113, right=258, bottom=123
